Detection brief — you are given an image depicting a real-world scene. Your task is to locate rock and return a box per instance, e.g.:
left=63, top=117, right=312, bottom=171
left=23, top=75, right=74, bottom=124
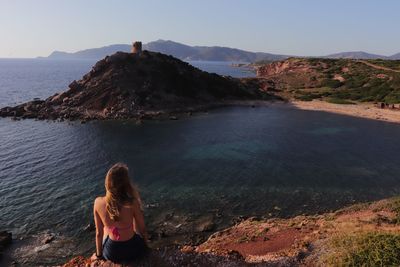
left=34, top=243, right=51, bottom=252
left=227, top=249, right=244, bottom=260
left=198, top=221, right=215, bottom=232
left=181, top=245, right=195, bottom=253
left=144, top=203, right=159, bottom=209
left=68, top=80, right=82, bottom=92
left=42, top=233, right=55, bottom=244
left=0, top=231, right=12, bottom=255
left=164, top=213, right=174, bottom=220
left=84, top=223, right=95, bottom=232
left=158, top=231, right=167, bottom=238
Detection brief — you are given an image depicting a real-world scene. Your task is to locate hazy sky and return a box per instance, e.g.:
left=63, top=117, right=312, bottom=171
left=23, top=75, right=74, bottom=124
left=0, top=0, right=399, bottom=58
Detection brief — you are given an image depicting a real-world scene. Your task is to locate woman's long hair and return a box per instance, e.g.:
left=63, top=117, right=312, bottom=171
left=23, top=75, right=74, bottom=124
left=105, top=163, right=140, bottom=221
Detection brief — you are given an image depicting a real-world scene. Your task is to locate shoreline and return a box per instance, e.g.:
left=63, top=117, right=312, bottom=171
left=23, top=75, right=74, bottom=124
left=4, top=99, right=400, bottom=125
left=290, top=100, right=400, bottom=124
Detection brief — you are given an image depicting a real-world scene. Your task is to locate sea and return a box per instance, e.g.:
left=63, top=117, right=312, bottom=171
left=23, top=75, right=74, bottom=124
left=1, top=58, right=400, bottom=265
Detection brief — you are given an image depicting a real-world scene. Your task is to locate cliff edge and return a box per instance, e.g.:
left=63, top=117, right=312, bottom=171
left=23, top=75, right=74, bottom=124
left=63, top=197, right=400, bottom=266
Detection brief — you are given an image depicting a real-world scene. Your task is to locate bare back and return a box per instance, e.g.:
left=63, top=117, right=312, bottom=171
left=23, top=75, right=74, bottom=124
left=94, top=196, right=144, bottom=241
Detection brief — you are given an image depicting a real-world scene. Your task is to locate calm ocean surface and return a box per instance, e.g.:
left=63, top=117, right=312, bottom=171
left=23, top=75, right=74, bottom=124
left=1, top=58, right=400, bottom=265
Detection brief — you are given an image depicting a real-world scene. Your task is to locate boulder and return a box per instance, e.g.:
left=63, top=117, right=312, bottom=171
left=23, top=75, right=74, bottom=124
left=0, top=231, right=12, bottom=257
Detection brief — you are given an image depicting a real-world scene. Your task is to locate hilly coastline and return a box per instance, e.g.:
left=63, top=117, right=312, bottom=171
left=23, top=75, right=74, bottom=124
left=2, top=50, right=400, bottom=266
left=256, top=57, right=400, bottom=104
left=45, top=40, right=289, bottom=62
left=43, top=40, right=400, bottom=62
left=4, top=52, right=400, bottom=123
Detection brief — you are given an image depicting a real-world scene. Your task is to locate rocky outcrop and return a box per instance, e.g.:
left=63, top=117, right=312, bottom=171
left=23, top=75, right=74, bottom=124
left=63, top=197, right=400, bottom=266
left=255, top=58, right=329, bottom=90
left=256, top=58, right=326, bottom=77
left=63, top=247, right=249, bottom=267
left=0, top=51, right=272, bottom=121
left=0, top=231, right=12, bottom=258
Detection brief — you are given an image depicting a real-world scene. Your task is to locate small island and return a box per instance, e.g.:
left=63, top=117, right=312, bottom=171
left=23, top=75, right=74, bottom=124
left=0, top=43, right=278, bottom=122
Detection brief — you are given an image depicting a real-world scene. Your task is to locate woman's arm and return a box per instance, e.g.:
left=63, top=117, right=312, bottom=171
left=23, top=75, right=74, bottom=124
left=93, top=197, right=104, bottom=257
left=133, top=199, right=148, bottom=242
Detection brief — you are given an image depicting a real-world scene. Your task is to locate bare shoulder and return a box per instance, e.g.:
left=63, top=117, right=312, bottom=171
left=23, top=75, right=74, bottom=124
left=94, top=196, right=105, bottom=208
left=132, top=198, right=143, bottom=213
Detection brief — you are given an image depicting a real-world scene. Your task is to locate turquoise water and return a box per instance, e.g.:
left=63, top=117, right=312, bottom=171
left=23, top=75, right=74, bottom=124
left=1, top=59, right=400, bottom=265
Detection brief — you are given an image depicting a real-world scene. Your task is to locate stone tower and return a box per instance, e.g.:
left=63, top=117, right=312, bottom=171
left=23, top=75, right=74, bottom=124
left=131, top=41, right=142, bottom=54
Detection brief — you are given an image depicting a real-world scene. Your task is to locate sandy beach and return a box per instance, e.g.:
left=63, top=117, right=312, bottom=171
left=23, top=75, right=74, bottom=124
left=291, top=100, right=400, bottom=124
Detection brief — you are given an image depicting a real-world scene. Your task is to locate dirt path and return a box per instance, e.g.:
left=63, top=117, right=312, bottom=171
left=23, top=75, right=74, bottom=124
left=357, top=60, right=400, bottom=73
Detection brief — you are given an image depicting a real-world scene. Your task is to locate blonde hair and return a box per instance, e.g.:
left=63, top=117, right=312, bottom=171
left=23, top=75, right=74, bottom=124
left=105, top=163, right=140, bottom=221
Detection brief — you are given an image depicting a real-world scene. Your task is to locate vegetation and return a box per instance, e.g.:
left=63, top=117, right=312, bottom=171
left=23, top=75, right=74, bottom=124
left=321, top=78, right=343, bottom=89
left=326, top=97, right=354, bottom=105
left=367, top=59, right=400, bottom=71
left=252, top=59, right=274, bottom=66
left=268, top=58, right=400, bottom=103
left=385, top=196, right=400, bottom=224
left=325, top=232, right=400, bottom=266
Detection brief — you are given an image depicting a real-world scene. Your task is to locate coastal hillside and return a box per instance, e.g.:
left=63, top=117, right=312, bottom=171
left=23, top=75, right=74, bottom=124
left=256, top=58, right=400, bottom=104
left=63, top=196, right=400, bottom=266
left=45, top=40, right=289, bottom=62
left=0, top=51, right=272, bottom=121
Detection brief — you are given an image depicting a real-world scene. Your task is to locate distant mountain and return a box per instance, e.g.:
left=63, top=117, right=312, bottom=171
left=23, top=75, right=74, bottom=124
left=325, top=51, right=388, bottom=60
left=390, top=53, right=400, bottom=60
left=44, top=40, right=289, bottom=62
left=47, top=44, right=131, bottom=59
left=44, top=42, right=400, bottom=62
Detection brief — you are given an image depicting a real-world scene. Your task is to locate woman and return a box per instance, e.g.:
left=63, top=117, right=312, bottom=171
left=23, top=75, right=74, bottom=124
left=91, top=163, right=148, bottom=264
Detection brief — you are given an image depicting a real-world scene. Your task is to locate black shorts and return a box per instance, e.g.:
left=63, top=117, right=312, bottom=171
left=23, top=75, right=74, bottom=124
left=102, top=233, right=146, bottom=263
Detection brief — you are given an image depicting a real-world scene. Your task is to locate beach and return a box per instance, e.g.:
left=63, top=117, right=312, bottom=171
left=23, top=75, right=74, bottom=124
left=292, top=100, right=400, bottom=124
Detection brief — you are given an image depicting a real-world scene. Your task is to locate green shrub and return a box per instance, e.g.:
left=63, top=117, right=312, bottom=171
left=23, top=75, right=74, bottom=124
left=326, top=98, right=355, bottom=105
left=295, top=94, right=318, bottom=101
left=367, top=59, right=400, bottom=71
left=321, top=79, right=343, bottom=89
left=386, top=197, right=400, bottom=224
left=384, top=91, right=400, bottom=104
left=345, top=74, right=368, bottom=88
left=325, top=232, right=400, bottom=266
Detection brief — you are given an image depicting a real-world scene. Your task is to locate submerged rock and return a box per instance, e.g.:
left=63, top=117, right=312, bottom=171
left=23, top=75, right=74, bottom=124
left=42, top=233, right=55, bottom=244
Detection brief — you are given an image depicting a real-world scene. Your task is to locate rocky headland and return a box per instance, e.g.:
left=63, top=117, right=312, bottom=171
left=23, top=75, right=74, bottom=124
left=0, top=51, right=277, bottom=122
left=62, top=197, right=400, bottom=266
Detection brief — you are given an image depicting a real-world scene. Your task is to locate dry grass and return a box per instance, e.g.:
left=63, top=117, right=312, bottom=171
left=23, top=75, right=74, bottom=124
left=322, top=232, right=400, bottom=266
